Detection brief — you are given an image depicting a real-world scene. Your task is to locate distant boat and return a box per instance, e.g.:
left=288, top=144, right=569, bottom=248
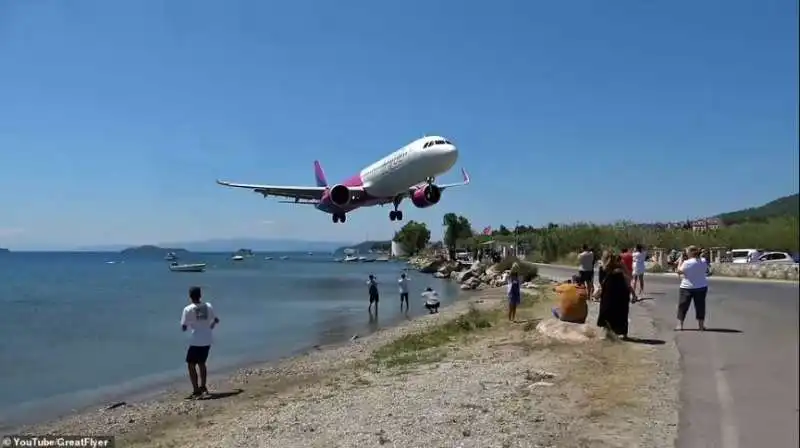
left=362, top=257, right=376, bottom=263
left=333, top=257, right=343, bottom=262
left=232, top=255, right=245, bottom=261
left=169, top=262, right=207, bottom=273
left=264, top=256, right=273, bottom=260
left=343, top=255, right=358, bottom=262
left=307, top=251, right=313, bottom=256
left=375, top=256, right=390, bottom=262
left=280, top=256, right=290, bottom=260
left=357, top=256, right=368, bottom=262
left=165, top=252, right=178, bottom=261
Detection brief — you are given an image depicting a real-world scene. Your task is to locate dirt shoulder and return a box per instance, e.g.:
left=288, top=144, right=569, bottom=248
left=23, top=285, right=680, bottom=447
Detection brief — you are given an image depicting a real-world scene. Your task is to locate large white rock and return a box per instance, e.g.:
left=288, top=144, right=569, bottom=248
left=536, top=318, right=606, bottom=343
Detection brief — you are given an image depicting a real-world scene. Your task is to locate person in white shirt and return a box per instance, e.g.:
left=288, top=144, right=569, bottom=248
left=676, top=246, right=709, bottom=331
left=421, top=287, right=440, bottom=314
left=631, top=244, right=647, bottom=296
left=398, top=272, right=411, bottom=312
left=181, top=286, right=220, bottom=399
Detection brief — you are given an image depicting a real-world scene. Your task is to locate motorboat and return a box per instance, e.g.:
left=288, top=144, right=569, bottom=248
left=232, top=255, right=244, bottom=261
left=169, top=262, right=206, bottom=273
left=280, top=256, right=290, bottom=260
left=343, top=255, right=358, bottom=262
left=264, top=256, right=273, bottom=260
left=165, top=252, right=178, bottom=261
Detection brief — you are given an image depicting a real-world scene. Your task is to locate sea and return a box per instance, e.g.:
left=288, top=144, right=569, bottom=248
left=0, top=251, right=461, bottom=429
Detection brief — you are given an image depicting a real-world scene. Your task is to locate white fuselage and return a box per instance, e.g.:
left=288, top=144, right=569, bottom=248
left=358, top=136, right=458, bottom=197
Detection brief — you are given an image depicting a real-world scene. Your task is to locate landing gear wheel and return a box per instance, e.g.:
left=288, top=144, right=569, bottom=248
left=396, top=211, right=403, bottom=221
left=332, top=214, right=339, bottom=223
left=389, top=211, right=397, bottom=221
left=390, top=195, right=404, bottom=222
left=332, top=213, right=347, bottom=223
left=340, top=214, right=347, bottom=223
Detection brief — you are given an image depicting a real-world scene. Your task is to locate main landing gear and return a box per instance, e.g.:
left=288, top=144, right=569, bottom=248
left=332, top=213, right=347, bottom=223
left=389, top=196, right=404, bottom=222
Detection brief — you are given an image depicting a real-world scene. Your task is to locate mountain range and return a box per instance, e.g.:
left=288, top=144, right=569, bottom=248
left=715, top=193, right=798, bottom=224
left=77, top=238, right=353, bottom=253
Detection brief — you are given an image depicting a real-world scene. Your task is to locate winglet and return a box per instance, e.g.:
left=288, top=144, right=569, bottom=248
left=314, top=160, right=328, bottom=187
left=216, top=179, right=230, bottom=186
left=461, top=168, right=471, bottom=185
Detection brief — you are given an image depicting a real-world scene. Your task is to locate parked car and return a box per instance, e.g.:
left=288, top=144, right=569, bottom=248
left=730, top=248, right=764, bottom=264
left=755, top=252, right=797, bottom=264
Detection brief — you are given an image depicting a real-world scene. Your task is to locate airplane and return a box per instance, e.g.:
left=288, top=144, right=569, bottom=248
left=216, top=136, right=470, bottom=223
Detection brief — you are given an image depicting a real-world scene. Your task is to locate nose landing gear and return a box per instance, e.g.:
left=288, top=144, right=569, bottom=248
left=332, top=213, right=347, bottom=223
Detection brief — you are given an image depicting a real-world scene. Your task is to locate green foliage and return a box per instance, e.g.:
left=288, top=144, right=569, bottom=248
left=334, top=240, right=391, bottom=255
left=484, top=217, right=799, bottom=264
left=494, top=255, right=539, bottom=282
left=443, top=213, right=474, bottom=259
left=717, top=193, right=799, bottom=225
left=371, top=307, right=494, bottom=367
left=393, top=221, right=431, bottom=255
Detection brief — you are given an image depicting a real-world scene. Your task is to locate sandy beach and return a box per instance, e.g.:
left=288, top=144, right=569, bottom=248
left=19, top=283, right=680, bottom=447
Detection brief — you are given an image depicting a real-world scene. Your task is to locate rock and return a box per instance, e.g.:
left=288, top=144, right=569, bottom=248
left=456, top=270, right=476, bottom=283
left=433, top=272, right=448, bottom=279
left=535, top=318, right=606, bottom=343
left=460, top=283, right=473, bottom=290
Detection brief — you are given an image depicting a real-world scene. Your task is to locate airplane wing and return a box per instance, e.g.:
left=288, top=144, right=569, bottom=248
left=408, top=168, right=471, bottom=194
left=436, top=168, right=471, bottom=190
left=216, top=180, right=327, bottom=201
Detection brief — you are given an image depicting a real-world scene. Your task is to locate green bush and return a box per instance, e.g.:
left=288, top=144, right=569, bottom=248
left=493, top=256, right=539, bottom=282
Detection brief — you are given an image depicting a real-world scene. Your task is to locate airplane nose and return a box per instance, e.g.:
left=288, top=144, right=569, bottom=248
left=439, top=144, right=458, bottom=168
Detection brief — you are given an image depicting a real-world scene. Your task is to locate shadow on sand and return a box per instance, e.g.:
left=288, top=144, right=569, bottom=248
left=624, top=337, right=666, bottom=345
left=199, top=388, right=244, bottom=401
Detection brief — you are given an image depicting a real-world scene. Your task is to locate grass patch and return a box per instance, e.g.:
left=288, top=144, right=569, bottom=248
left=371, top=306, right=498, bottom=367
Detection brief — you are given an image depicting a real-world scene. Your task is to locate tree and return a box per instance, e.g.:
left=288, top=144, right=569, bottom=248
left=496, top=225, right=511, bottom=236
left=443, top=213, right=474, bottom=260
left=393, top=221, right=431, bottom=255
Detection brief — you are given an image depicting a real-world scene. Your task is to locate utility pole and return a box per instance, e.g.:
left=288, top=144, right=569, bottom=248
left=514, top=220, right=520, bottom=257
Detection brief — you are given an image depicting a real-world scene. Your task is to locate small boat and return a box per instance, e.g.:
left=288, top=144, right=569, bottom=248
left=280, top=256, right=289, bottom=260
left=264, top=256, right=273, bottom=260
left=169, top=262, right=206, bottom=273
left=362, top=258, right=376, bottom=263
left=357, top=256, right=368, bottom=262
left=307, top=251, right=313, bottom=256
left=165, top=252, right=178, bottom=261
left=343, top=255, right=358, bottom=262
left=232, top=255, right=244, bottom=261
left=333, top=257, right=343, bottom=262
left=375, top=256, right=390, bottom=262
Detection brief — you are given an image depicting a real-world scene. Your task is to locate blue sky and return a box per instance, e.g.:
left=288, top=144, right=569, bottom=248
left=1, top=0, right=797, bottom=250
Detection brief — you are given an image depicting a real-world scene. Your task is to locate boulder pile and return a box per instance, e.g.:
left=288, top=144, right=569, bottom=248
left=408, top=255, right=540, bottom=290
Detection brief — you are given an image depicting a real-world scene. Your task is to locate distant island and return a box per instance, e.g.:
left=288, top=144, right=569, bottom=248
left=0, top=248, right=9, bottom=253
left=120, top=245, right=189, bottom=255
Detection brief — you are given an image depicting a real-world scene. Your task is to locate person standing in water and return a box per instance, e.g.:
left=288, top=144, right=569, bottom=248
left=180, top=286, right=219, bottom=399
left=507, top=271, right=522, bottom=322
left=398, top=272, right=410, bottom=312
left=367, top=274, right=379, bottom=315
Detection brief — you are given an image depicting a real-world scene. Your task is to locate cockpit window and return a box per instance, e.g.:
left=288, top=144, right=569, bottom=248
left=435, top=139, right=445, bottom=145
left=444, top=140, right=452, bottom=145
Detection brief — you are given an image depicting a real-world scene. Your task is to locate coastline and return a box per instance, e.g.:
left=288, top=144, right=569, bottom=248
left=11, top=287, right=483, bottom=436
left=17, top=281, right=680, bottom=447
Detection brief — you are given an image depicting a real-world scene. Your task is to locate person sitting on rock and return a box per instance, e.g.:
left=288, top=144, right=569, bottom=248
left=422, top=287, right=440, bottom=314
left=551, top=275, right=589, bottom=324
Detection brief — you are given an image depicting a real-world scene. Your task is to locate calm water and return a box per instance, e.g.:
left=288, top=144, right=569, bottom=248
left=0, top=252, right=461, bottom=428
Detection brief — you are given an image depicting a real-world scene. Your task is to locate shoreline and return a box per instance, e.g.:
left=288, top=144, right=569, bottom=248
left=18, top=282, right=681, bottom=447
left=12, top=287, right=486, bottom=437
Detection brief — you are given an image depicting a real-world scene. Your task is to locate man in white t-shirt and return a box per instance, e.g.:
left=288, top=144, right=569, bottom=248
left=398, top=272, right=410, bottom=312
left=632, top=244, right=647, bottom=296
left=181, top=286, right=219, bottom=399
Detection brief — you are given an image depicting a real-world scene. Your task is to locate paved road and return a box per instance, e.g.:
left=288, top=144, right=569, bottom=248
left=535, top=264, right=799, bottom=448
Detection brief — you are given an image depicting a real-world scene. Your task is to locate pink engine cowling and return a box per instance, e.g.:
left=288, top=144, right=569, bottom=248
left=411, top=184, right=442, bottom=208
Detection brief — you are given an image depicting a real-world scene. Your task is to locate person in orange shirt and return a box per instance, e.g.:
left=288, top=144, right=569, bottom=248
left=552, top=275, right=589, bottom=324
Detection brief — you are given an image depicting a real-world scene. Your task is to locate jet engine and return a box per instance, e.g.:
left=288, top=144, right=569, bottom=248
left=328, top=184, right=351, bottom=207
left=411, top=184, right=442, bottom=208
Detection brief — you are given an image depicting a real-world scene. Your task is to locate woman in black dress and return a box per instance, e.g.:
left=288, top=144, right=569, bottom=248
left=596, top=252, right=638, bottom=338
